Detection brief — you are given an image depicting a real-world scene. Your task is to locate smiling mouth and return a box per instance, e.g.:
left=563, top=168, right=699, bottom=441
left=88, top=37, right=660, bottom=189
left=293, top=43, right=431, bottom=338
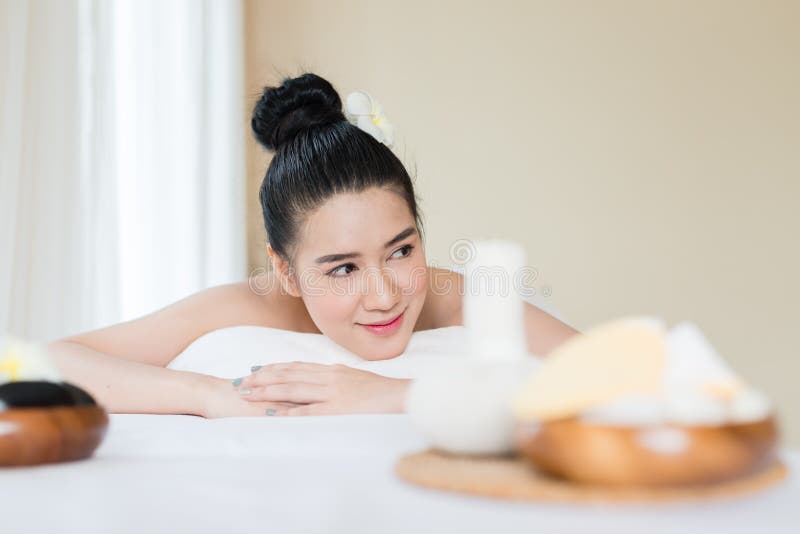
left=360, top=309, right=405, bottom=326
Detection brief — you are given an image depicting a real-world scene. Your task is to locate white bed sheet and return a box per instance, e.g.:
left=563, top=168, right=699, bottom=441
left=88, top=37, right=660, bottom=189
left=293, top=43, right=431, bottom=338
left=0, top=413, right=798, bottom=534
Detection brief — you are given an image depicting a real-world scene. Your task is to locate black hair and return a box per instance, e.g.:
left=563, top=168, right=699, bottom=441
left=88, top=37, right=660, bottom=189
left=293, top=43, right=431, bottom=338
left=251, top=72, right=423, bottom=266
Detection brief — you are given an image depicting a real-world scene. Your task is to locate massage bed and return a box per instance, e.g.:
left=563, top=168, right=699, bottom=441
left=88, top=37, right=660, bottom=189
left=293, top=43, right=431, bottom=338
left=1, top=325, right=798, bottom=533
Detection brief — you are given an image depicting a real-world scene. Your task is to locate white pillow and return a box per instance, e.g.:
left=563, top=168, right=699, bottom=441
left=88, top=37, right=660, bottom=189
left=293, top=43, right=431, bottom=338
left=167, top=325, right=471, bottom=380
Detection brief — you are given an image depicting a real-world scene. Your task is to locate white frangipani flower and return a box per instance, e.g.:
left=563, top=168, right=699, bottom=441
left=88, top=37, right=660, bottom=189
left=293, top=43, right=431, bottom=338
left=0, top=335, right=62, bottom=384
left=344, top=91, right=395, bottom=147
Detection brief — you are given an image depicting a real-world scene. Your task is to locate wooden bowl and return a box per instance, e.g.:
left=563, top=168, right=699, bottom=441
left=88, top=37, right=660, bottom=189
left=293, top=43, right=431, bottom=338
left=0, top=406, right=108, bottom=466
left=0, top=381, right=109, bottom=467
left=514, top=416, right=779, bottom=487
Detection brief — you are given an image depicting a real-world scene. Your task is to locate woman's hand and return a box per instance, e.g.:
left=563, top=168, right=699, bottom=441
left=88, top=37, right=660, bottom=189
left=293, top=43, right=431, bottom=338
left=200, top=376, right=301, bottom=418
left=234, top=362, right=410, bottom=416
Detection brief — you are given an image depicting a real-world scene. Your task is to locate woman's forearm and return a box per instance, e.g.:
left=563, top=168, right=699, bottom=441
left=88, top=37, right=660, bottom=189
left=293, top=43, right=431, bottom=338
left=46, top=340, right=214, bottom=416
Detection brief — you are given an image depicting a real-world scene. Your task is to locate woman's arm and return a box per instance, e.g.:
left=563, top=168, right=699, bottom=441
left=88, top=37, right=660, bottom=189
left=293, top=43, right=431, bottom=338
left=46, top=340, right=215, bottom=415
left=523, top=301, right=580, bottom=356
left=46, top=279, right=293, bottom=417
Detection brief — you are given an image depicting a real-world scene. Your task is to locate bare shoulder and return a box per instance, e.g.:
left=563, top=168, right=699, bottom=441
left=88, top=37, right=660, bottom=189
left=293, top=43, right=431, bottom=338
left=418, top=266, right=465, bottom=330
left=230, top=270, right=319, bottom=333
left=150, top=271, right=293, bottom=331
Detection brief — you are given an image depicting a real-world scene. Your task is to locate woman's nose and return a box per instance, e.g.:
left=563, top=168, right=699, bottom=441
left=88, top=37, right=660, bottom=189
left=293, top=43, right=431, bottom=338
left=360, top=267, right=400, bottom=311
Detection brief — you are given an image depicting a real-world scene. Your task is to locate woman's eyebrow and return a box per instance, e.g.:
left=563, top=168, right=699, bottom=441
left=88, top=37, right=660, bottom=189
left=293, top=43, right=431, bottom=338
left=314, top=226, right=417, bottom=264
left=384, top=226, right=416, bottom=248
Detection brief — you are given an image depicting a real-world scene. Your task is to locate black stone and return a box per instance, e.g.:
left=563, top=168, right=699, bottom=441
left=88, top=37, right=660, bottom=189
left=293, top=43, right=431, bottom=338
left=0, top=381, right=97, bottom=408
left=61, top=382, right=98, bottom=406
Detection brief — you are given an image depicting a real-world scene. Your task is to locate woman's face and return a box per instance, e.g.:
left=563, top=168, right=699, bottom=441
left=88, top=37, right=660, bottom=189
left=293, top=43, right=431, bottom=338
left=287, top=187, right=428, bottom=361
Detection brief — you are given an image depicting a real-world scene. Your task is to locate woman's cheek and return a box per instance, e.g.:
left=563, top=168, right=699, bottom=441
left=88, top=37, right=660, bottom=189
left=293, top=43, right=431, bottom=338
left=300, top=275, right=358, bottom=326
left=306, top=284, right=357, bottom=328
left=398, top=259, right=428, bottom=299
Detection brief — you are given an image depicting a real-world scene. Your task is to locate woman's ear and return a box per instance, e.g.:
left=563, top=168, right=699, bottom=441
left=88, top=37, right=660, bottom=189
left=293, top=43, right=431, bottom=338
left=267, top=244, right=301, bottom=297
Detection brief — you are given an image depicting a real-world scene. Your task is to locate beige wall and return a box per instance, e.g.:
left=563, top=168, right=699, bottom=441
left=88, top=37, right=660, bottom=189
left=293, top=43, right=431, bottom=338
left=244, top=0, right=800, bottom=445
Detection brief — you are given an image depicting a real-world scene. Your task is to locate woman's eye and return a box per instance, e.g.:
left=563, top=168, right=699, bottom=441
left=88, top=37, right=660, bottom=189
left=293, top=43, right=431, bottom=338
left=327, top=246, right=412, bottom=277
left=328, top=263, right=357, bottom=277
left=390, top=244, right=414, bottom=259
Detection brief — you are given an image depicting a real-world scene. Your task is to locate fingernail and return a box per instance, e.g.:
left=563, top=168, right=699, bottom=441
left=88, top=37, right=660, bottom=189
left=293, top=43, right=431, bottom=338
left=238, top=388, right=252, bottom=395
left=251, top=365, right=262, bottom=372
left=232, top=378, right=243, bottom=387
left=265, top=408, right=277, bottom=416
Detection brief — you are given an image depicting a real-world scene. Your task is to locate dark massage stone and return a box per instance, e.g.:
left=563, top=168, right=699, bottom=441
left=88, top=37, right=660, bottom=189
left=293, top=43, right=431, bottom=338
left=0, top=381, right=96, bottom=408
left=61, top=382, right=98, bottom=406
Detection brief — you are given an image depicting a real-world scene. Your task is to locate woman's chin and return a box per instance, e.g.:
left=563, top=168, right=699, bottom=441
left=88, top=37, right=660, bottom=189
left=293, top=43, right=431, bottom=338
left=350, top=331, right=412, bottom=361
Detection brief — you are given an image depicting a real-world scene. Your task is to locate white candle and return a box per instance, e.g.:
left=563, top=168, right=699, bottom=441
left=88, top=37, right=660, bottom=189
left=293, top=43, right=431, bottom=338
left=462, top=239, right=528, bottom=362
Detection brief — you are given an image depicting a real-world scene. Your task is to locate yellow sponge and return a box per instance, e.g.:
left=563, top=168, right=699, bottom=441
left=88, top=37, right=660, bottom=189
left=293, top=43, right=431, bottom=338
left=512, top=318, right=667, bottom=421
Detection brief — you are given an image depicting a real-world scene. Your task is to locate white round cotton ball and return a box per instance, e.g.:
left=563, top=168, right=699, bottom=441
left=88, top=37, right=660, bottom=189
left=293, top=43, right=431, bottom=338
left=405, top=358, right=540, bottom=455
left=636, top=427, right=690, bottom=455
left=729, top=389, right=772, bottom=423
left=580, top=393, right=666, bottom=426
left=663, top=389, right=728, bottom=425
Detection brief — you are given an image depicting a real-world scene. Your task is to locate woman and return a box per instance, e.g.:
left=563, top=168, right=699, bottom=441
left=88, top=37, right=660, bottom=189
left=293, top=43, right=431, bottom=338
left=48, top=73, right=578, bottom=418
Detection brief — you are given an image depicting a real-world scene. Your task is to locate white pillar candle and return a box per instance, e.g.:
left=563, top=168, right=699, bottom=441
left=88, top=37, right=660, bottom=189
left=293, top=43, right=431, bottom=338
left=462, top=239, right=528, bottom=362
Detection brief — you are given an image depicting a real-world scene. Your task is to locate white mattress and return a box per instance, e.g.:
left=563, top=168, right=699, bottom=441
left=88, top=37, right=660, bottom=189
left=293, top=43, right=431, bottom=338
left=0, top=413, right=797, bottom=534
left=2, top=326, right=798, bottom=533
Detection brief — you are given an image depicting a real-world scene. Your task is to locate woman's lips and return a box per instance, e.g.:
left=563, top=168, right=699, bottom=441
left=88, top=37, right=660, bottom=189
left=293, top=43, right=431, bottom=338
left=360, top=310, right=405, bottom=336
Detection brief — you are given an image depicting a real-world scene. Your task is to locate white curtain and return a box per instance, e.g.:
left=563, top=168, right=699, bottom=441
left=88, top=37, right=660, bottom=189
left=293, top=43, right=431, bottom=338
left=0, top=0, right=247, bottom=342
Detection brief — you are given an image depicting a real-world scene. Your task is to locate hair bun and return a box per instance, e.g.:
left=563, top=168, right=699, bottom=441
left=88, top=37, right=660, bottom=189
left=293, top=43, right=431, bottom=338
left=251, top=73, right=345, bottom=151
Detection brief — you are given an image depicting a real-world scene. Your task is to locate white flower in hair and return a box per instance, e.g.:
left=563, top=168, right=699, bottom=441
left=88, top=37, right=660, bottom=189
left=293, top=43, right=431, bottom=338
left=344, top=91, right=395, bottom=147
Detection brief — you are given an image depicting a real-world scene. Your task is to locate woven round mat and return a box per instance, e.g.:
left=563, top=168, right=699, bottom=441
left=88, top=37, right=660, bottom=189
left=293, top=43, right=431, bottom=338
left=395, top=449, right=787, bottom=504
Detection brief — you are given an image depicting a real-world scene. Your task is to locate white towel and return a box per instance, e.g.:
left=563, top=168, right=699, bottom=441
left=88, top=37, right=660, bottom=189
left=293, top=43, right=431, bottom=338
left=166, top=325, right=471, bottom=380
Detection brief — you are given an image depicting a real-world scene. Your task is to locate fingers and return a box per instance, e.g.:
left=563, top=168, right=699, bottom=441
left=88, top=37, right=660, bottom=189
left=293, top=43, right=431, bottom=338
left=230, top=362, right=353, bottom=417
left=255, top=361, right=329, bottom=373
left=239, top=382, right=329, bottom=404
left=238, top=362, right=334, bottom=388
